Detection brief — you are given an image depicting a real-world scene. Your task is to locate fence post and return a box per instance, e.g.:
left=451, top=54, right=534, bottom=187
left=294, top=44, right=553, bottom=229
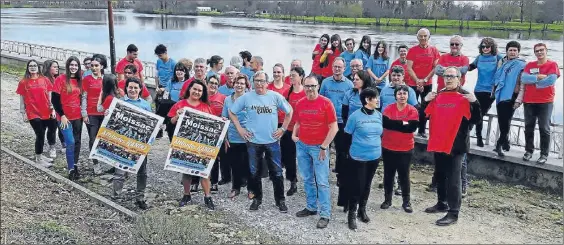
left=485, top=115, right=494, bottom=146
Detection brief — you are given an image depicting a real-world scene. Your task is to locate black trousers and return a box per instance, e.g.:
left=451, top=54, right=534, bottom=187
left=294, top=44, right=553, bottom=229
left=335, top=123, right=349, bottom=207
left=434, top=152, right=463, bottom=214
left=46, top=120, right=64, bottom=146
left=474, top=92, right=495, bottom=138
left=346, top=158, right=379, bottom=208
left=29, top=118, right=56, bottom=154
left=86, top=115, right=104, bottom=164
left=382, top=149, right=413, bottom=203
left=210, top=145, right=227, bottom=185
left=524, top=102, right=553, bottom=156
left=228, top=142, right=250, bottom=190
left=410, top=85, right=432, bottom=134
left=496, top=93, right=518, bottom=147
left=280, top=129, right=297, bottom=182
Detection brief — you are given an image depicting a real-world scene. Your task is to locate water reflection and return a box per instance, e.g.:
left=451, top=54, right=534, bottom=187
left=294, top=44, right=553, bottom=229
left=134, top=15, right=197, bottom=30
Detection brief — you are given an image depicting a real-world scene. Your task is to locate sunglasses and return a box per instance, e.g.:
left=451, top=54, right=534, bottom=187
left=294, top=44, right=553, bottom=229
left=304, top=85, right=318, bottom=89
left=481, top=45, right=491, bottom=49
left=450, top=43, right=461, bottom=47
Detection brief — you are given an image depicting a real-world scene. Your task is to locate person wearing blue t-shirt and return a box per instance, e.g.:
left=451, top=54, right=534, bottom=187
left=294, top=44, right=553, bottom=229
left=380, top=66, right=419, bottom=110
left=154, top=44, right=176, bottom=91
left=206, top=55, right=224, bottom=80
left=343, top=88, right=383, bottom=230
left=160, top=62, right=189, bottom=140
left=366, top=41, right=391, bottom=92
left=219, top=66, right=239, bottom=96
left=340, top=38, right=357, bottom=78
left=354, top=35, right=371, bottom=70
left=342, top=70, right=374, bottom=125
left=228, top=71, right=292, bottom=212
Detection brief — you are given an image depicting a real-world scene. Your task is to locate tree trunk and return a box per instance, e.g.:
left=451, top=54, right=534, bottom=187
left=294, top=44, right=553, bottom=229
left=434, top=19, right=437, bottom=29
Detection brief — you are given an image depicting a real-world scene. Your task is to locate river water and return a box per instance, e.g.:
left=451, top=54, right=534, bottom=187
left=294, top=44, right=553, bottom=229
left=1, top=8, right=563, bottom=123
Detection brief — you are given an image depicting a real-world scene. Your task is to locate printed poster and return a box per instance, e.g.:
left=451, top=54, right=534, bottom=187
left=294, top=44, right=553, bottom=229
left=89, top=98, right=164, bottom=174
left=164, top=107, right=230, bottom=178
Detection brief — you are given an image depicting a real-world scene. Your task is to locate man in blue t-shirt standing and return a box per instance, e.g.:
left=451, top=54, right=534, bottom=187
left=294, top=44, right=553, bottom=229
left=154, top=44, right=176, bottom=138
left=229, top=71, right=293, bottom=213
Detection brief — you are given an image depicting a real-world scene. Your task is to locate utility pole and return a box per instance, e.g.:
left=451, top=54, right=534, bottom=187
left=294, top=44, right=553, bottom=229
left=107, top=0, right=117, bottom=74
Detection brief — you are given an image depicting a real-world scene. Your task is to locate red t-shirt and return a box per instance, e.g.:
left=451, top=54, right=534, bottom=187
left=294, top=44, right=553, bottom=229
left=101, top=95, right=115, bottom=111
left=321, top=48, right=342, bottom=78
left=82, top=75, right=103, bottom=116
left=425, top=92, right=470, bottom=154
left=284, top=75, right=292, bottom=85
left=220, top=73, right=228, bottom=86
left=167, top=99, right=212, bottom=118
left=208, top=92, right=226, bottom=117
left=116, top=57, right=144, bottom=78
left=267, top=82, right=291, bottom=124
left=179, top=77, right=206, bottom=99
left=287, top=90, right=307, bottom=131
left=16, top=77, right=53, bottom=120
left=382, top=104, right=419, bottom=151
left=118, top=79, right=151, bottom=99
left=294, top=95, right=337, bottom=145
left=53, top=74, right=82, bottom=120
left=406, top=45, right=440, bottom=86
left=436, top=54, right=469, bottom=91
left=311, top=44, right=324, bottom=75
left=390, top=58, right=410, bottom=85
left=523, top=60, right=560, bottom=104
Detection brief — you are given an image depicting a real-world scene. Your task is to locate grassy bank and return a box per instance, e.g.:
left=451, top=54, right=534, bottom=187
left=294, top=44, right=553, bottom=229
left=0, top=64, right=25, bottom=77
left=257, top=14, right=563, bottom=32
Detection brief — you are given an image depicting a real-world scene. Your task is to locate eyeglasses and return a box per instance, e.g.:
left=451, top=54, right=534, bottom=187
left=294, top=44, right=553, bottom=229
left=351, top=65, right=362, bottom=68
left=125, top=71, right=134, bottom=74
left=304, top=84, right=318, bottom=89
left=208, top=81, right=219, bottom=85
left=481, top=45, right=491, bottom=49
left=450, top=43, right=461, bottom=47
left=443, top=74, right=458, bottom=79
left=254, top=79, right=267, bottom=84
left=534, top=49, right=546, bottom=53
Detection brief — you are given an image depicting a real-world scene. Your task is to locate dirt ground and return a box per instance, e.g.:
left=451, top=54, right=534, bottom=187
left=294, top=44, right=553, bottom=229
left=1, top=72, right=562, bottom=244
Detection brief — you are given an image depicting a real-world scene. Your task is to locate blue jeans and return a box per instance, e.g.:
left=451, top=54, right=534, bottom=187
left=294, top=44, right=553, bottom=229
left=59, top=119, right=83, bottom=171
left=246, top=142, right=285, bottom=202
left=296, top=141, right=331, bottom=219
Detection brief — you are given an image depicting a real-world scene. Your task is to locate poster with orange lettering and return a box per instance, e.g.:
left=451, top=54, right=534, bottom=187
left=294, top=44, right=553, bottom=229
left=164, top=107, right=230, bottom=178
left=89, top=99, right=164, bottom=174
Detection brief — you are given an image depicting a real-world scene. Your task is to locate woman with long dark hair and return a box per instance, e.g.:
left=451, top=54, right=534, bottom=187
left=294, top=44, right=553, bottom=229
left=207, top=74, right=227, bottom=192
left=355, top=35, right=371, bottom=68
left=168, top=80, right=216, bottom=210
left=52, top=56, right=83, bottom=180
left=342, top=70, right=374, bottom=125
left=320, top=34, right=344, bottom=79
left=159, top=62, right=189, bottom=139
left=367, top=40, right=391, bottom=92
left=17, top=59, right=57, bottom=167
left=97, top=74, right=121, bottom=113
left=311, top=34, right=330, bottom=81
left=42, top=59, right=65, bottom=151
left=207, top=55, right=224, bottom=79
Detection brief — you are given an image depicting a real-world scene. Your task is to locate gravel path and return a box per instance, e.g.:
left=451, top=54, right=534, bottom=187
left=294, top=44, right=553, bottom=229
left=2, top=73, right=562, bottom=244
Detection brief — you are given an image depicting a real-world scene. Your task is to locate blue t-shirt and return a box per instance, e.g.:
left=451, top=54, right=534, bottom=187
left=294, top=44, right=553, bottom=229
left=340, top=51, right=356, bottom=77
left=206, top=70, right=220, bottom=79
left=366, top=56, right=390, bottom=89
left=342, top=89, right=362, bottom=117
left=380, top=84, right=418, bottom=110
left=229, top=90, right=291, bottom=144
left=344, top=109, right=383, bottom=161
left=222, top=95, right=247, bottom=143
left=354, top=49, right=369, bottom=68
left=122, top=97, right=152, bottom=112
left=240, top=67, right=255, bottom=82
left=169, top=80, right=185, bottom=102
left=218, top=85, right=235, bottom=96
left=156, top=58, right=176, bottom=89
left=472, top=54, right=504, bottom=93
left=320, top=76, right=354, bottom=124
left=82, top=69, right=92, bottom=78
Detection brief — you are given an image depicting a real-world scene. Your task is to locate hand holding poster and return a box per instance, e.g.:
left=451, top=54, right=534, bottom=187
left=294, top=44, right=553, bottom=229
left=164, top=107, right=230, bottom=178
left=89, top=99, right=164, bottom=174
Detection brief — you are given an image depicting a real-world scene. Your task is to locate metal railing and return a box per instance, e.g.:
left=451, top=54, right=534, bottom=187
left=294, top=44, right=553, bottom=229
left=2, top=39, right=563, bottom=158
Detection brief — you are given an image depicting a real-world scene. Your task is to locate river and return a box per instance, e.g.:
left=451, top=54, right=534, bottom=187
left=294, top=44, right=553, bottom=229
left=1, top=8, right=563, bottom=123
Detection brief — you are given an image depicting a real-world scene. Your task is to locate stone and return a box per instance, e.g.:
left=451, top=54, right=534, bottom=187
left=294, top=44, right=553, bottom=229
left=208, top=223, right=228, bottom=228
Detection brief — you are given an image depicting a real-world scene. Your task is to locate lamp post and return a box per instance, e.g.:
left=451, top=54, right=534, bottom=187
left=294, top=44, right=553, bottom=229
left=107, top=0, right=116, bottom=74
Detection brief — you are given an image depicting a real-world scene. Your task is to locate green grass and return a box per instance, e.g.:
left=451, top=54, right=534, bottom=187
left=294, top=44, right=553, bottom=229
left=198, top=11, right=221, bottom=16
left=0, top=4, right=12, bottom=8
left=1, top=64, right=26, bottom=77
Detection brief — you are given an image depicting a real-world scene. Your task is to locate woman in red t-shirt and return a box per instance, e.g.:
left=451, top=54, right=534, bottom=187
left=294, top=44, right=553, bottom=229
left=311, top=34, right=330, bottom=81
left=42, top=59, right=66, bottom=152
left=168, top=80, right=216, bottom=210
left=17, top=59, right=57, bottom=167
left=97, top=74, right=121, bottom=113
left=206, top=74, right=227, bottom=193
left=381, top=85, right=419, bottom=213
left=52, top=56, right=84, bottom=180
left=320, top=34, right=344, bottom=80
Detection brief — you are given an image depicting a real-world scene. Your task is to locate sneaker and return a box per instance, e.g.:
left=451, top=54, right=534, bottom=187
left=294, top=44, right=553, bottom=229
left=296, top=208, right=317, bottom=217
left=48, top=146, right=57, bottom=158
left=68, top=169, right=78, bottom=181
left=249, top=199, right=262, bottom=211
left=523, top=152, right=533, bottom=161
left=41, top=155, right=53, bottom=163
left=210, top=184, right=219, bottom=194
left=179, top=195, right=192, bottom=207
left=228, top=189, right=240, bottom=199
left=316, top=218, right=329, bottom=229
left=276, top=200, right=288, bottom=213
left=204, top=196, right=215, bottom=210
left=424, top=203, right=449, bottom=213
left=93, top=163, right=103, bottom=175
left=136, top=200, right=148, bottom=210
left=36, top=156, right=53, bottom=168
left=380, top=201, right=391, bottom=209
left=536, top=155, right=548, bottom=164
left=190, top=184, right=199, bottom=193
left=435, top=213, right=458, bottom=226
left=218, top=179, right=231, bottom=185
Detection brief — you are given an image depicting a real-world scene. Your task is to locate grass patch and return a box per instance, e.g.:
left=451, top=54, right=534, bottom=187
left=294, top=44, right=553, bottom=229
left=0, top=4, right=12, bottom=8
left=198, top=11, right=221, bottom=16
left=1, top=64, right=26, bottom=77
left=39, top=220, right=73, bottom=236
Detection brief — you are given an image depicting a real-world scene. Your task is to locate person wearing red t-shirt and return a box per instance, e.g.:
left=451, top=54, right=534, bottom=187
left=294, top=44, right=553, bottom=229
left=42, top=59, right=66, bottom=150
left=52, top=56, right=84, bottom=181
left=389, top=45, right=409, bottom=83
left=518, top=43, right=561, bottom=164
left=117, top=64, right=152, bottom=101
left=268, top=64, right=292, bottom=125
left=310, top=34, right=330, bottom=82
left=422, top=67, right=481, bottom=227
left=206, top=74, right=228, bottom=192
left=292, top=76, right=338, bottom=229
left=116, top=44, right=144, bottom=85
left=280, top=66, right=306, bottom=196
left=168, top=80, right=216, bottom=211
left=96, top=74, right=121, bottom=113
left=81, top=55, right=107, bottom=175
left=320, top=34, right=344, bottom=80
left=434, top=36, right=470, bottom=92
left=17, top=60, right=57, bottom=167
left=180, top=58, right=207, bottom=98
left=284, top=59, right=302, bottom=85
left=381, top=85, right=419, bottom=213
left=406, top=28, right=440, bottom=138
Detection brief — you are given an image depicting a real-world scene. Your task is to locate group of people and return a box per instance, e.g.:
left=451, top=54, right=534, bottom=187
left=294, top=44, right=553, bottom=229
left=16, top=27, right=559, bottom=229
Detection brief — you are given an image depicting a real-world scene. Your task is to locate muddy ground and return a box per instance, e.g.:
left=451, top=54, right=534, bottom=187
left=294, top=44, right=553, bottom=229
left=1, top=71, right=562, bottom=244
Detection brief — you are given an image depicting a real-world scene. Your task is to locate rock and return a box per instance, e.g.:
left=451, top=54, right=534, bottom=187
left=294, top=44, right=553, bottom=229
left=208, top=222, right=228, bottom=228
left=389, top=226, right=396, bottom=229
left=179, top=205, right=198, bottom=212
left=99, top=174, right=113, bottom=180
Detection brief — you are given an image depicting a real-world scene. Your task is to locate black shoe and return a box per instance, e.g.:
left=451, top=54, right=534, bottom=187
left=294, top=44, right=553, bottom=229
left=241, top=179, right=248, bottom=187
left=190, top=184, right=199, bottom=193
left=179, top=195, right=192, bottom=207
left=296, top=208, right=317, bottom=217
left=104, top=167, right=116, bottom=174
left=494, top=145, right=505, bottom=157
left=218, top=179, right=231, bottom=185
left=204, top=196, right=215, bottom=210
left=156, top=129, right=163, bottom=139
left=249, top=199, right=262, bottom=211
left=136, top=200, right=148, bottom=210
left=210, top=184, right=219, bottom=194
left=276, top=200, right=288, bottom=213
left=357, top=207, right=370, bottom=223
left=228, top=189, right=240, bottom=198
left=536, top=155, right=548, bottom=164
left=417, top=132, right=428, bottom=138
left=348, top=210, right=357, bottom=230
left=436, top=213, right=458, bottom=226
left=68, top=169, right=78, bottom=181
left=424, top=203, right=449, bottom=213
left=502, top=142, right=510, bottom=152
left=523, top=152, right=532, bottom=161
left=380, top=201, right=391, bottom=209
left=477, top=137, right=484, bottom=147
left=316, top=218, right=329, bottom=229
left=394, top=187, right=402, bottom=196
left=402, top=202, right=413, bottom=213
left=286, top=182, right=297, bottom=196
left=343, top=203, right=349, bottom=213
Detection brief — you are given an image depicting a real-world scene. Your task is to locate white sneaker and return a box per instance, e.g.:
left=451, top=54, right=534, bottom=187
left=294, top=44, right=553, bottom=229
left=41, top=155, right=53, bottom=163
left=35, top=155, right=53, bottom=168
left=48, top=146, right=57, bottom=158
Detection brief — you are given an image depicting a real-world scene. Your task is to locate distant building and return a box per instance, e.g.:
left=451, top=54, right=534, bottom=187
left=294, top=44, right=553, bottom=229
left=196, top=7, right=212, bottom=12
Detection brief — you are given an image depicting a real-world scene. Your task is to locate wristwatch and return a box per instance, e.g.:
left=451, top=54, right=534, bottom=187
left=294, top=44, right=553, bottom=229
left=320, top=146, right=327, bottom=150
